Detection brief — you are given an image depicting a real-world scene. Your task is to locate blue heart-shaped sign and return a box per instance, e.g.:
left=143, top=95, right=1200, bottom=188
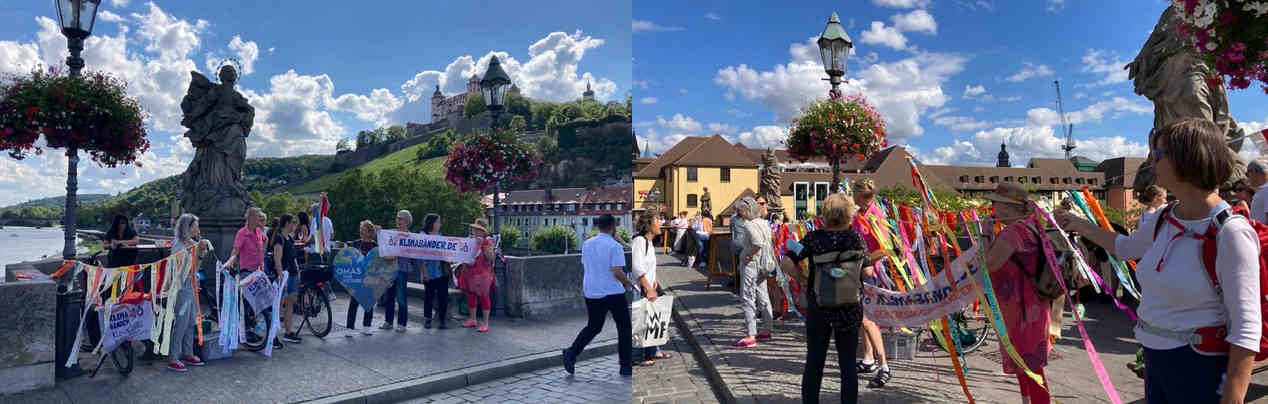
left=333, top=247, right=398, bottom=311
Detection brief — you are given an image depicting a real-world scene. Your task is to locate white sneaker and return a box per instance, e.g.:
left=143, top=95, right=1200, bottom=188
left=395, top=325, right=406, bottom=332
left=362, top=329, right=374, bottom=336
left=344, top=333, right=354, bottom=338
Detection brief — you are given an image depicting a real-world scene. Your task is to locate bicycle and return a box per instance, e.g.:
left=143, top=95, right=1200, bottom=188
left=912, top=304, right=993, bottom=356
left=294, top=265, right=333, bottom=338
left=234, top=269, right=276, bottom=352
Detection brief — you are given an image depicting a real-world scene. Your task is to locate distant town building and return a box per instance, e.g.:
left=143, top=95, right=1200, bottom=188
left=430, top=77, right=522, bottom=124
left=636, top=135, right=1142, bottom=222
left=483, top=183, right=633, bottom=246
left=582, top=81, right=595, bottom=102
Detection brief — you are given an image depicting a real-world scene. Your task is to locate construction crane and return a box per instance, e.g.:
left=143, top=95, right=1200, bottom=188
left=1054, top=80, right=1076, bottom=159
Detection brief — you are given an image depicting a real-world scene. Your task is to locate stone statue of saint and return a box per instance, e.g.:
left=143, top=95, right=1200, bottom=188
left=759, top=148, right=784, bottom=215
left=700, top=187, right=712, bottom=215
left=1128, top=5, right=1246, bottom=194
left=179, top=65, right=253, bottom=218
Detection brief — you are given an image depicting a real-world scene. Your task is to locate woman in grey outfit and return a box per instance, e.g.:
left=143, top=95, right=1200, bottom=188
left=167, top=213, right=210, bottom=372
left=731, top=196, right=775, bottom=348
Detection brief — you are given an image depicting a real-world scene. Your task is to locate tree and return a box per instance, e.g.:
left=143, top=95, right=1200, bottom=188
left=421, top=131, right=453, bottom=160
left=506, top=92, right=531, bottom=122
left=531, top=102, right=558, bottom=130
left=536, top=134, right=558, bottom=162
left=464, top=92, right=486, bottom=119
left=336, top=138, right=353, bottom=153
left=327, top=166, right=482, bottom=240
left=509, top=115, right=527, bottom=133
left=356, top=129, right=377, bottom=149
left=385, top=125, right=407, bottom=144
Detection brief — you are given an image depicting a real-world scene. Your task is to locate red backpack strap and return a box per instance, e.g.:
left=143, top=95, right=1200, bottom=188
left=1199, top=207, right=1239, bottom=291
left=1153, top=202, right=1177, bottom=241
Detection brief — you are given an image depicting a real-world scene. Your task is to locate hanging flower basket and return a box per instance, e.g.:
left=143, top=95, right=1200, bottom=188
left=1171, top=0, right=1268, bottom=93
left=444, top=130, right=540, bottom=193
left=785, top=93, right=888, bottom=163
left=0, top=67, right=150, bottom=167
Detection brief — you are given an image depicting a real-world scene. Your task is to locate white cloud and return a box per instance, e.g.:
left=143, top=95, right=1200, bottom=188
left=708, top=123, right=738, bottom=134
left=657, top=114, right=702, bottom=133
left=98, top=10, right=125, bottom=22
left=1006, top=62, right=1054, bottom=82
left=860, top=22, right=908, bottom=50
left=892, top=10, right=937, bottom=34
left=735, top=126, right=787, bottom=148
left=329, top=88, right=403, bottom=127
left=1025, top=97, right=1151, bottom=127
left=0, top=41, right=42, bottom=76
left=715, top=37, right=966, bottom=143
left=1047, top=0, right=1066, bottom=12
left=640, top=97, right=658, bottom=104
left=395, top=31, right=617, bottom=123
left=131, top=2, right=209, bottom=61
left=915, top=125, right=1148, bottom=166
left=204, top=35, right=260, bottom=76
left=963, top=84, right=986, bottom=98
left=632, top=20, right=684, bottom=33
left=859, top=10, right=938, bottom=51
left=873, top=0, right=931, bottom=8
left=267, top=47, right=275, bottom=54
left=241, top=70, right=347, bottom=157
left=1079, top=49, right=1130, bottom=87
left=727, top=108, right=751, bottom=118
left=934, top=116, right=991, bottom=132
left=705, top=12, right=721, bottom=21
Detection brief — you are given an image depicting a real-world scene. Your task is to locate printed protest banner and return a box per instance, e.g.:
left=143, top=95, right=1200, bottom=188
left=332, top=247, right=398, bottom=311
left=632, top=295, right=674, bottom=348
left=99, top=301, right=154, bottom=354
left=861, top=245, right=985, bottom=328
left=239, top=270, right=274, bottom=316
left=376, top=229, right=479, bottom=264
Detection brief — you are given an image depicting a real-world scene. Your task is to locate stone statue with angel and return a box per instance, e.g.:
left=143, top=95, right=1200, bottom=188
left=179, top=63, right=254, bottom=218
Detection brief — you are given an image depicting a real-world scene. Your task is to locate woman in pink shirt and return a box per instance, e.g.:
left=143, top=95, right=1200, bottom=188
left=848, top=179, right=895, bottom=388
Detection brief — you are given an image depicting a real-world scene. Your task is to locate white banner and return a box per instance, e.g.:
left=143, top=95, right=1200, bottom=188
left=632, top=296, right=674, bottom=348
left=99, top=301, right=155, bottom=354
left=861, top=245, right=986, bottom=328
left=376, top=230, right=479, bottom=264
left=239, top=270, right=274, bottom=316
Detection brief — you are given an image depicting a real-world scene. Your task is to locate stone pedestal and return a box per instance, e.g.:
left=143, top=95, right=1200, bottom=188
left=197, top=216, right=244, bottom=264
left=503, top=250, right=633, bottom=318
left=0, top=267, right=56, bottom=395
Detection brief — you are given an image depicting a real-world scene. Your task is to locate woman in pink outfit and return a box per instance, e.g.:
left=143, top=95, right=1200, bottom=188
left=458, top=219, right=497, bottom=332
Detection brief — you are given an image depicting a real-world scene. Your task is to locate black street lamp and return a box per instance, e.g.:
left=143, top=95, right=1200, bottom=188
left=480, top=55, right=512, bottom=237
left=54, top=0, right=100, bottom=262
left=52, top=0, right=100, bottom=380
left=817, top=12, right=852, bottom=99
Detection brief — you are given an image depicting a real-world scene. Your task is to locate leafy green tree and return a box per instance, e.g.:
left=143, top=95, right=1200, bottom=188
left=336, top=138, right=352, bottom=153
left=531, top=102, right=558, bottom=130
left=499, top=226, right=521, bottom=249
left=385, top=125, right=407, bottom=144
left=584, top=226, right=632, bottom=244
left=510, top=115, right=527, bottom=133
left=532, top=225, right=579, bottom=254
left=536, top=135, right=558, bottom=162
left=356, top=129, right=378, bottom=149
left=506, top=92, right=531, bottom=121
left=464, top=93, right=487, bottom=119
left=327, top=166, right=482, bottom=241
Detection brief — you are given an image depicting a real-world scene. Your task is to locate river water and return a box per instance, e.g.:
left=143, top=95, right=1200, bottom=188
left=0, top=226, right=82, bottom=266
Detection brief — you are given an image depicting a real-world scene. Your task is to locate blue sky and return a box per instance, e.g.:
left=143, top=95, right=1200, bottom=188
left=633, top=0, right=1268, bottom=168
left=0, top=0, right=630, bottom=207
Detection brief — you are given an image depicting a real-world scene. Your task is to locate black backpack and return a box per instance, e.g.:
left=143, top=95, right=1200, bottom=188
left=807, top=249, right=868, bottom=309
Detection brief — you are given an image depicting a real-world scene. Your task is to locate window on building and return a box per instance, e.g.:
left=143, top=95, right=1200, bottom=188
left=616, top=218, right=621, bottom=226
left=1063, top=177, right=1071, bottom=184
left=1076, top=178, right=1084, bottom=184
left=1049, top=177, right=1058, bottom=184
left=1004, top=176, right=1013, bottom=182
left=1089, top=178, right=1097, bottom=185
left=814, top=183, right=829, bottom=213
left=974, top=176, right=984, bottom=183
left=720, top=167, right=731, bottom=183
left=568, top=204, right=576, bottom=211
left=794, top=183, right=809, bottom=220
left=959, top=175, right=969, bottom=182
left=604, top=203, right=611, bottom=210
left=617, top=203, right=624, bottom=210
left=687, top=167, right=698, bottom=182
left=989, top=176, right=999, bottom=183
left=1032, top=176, right=1041, bottom=183
left=687, top=194, right=698, bottom=207
left=583, top=218, right=588, bottom=226
left=1019, top=176, right=1028, bottom=184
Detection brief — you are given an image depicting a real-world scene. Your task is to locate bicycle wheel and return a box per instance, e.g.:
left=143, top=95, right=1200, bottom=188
left=111, top=341, right=134, bottom=376
left=199, top=289, right=219, bottom=332
left=303, top=287, right=333, bottom=338
left=932, top=307, right=993, bottom=355
left=240, top=296, right=272, bottom=352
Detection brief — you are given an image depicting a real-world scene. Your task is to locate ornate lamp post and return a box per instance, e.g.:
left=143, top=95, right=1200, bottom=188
left=817, top=12, right=852, bottom=99
left=480, top=55, right=512, bottom=236
left=54, top=0, right=100, bottom=262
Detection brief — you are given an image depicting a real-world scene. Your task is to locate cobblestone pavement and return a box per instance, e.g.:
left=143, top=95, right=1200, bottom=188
left=631, top=322, right=721, bottom=404
left=657, top=255, right=1268, bottom=403
left=402, top=355, right=631, bottom=404
left=2, top=291, right=616, bottom=404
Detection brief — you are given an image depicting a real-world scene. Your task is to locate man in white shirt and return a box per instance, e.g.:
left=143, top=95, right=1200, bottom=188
left=563, top=214, right=634, bottom=377
left=1247, top=159, right=1268, bottom=223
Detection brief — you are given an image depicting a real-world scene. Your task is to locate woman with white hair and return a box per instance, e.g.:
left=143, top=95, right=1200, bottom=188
left=382, top=209, right=420, bottom=332
left=732, top=196, right=775, bottom=348
left=167, top=214, right=212, bottom=372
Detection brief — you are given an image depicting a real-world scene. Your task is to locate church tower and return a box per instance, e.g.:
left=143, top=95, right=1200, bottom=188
left=997, top=142, right=1010, bottom=167
left=431, top=84, right=444, bottom=123
left=583, top=81, right=595, bottom=101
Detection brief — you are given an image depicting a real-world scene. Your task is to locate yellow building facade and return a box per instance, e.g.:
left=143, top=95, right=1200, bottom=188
left=633, top=135, right=760, bottom=219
